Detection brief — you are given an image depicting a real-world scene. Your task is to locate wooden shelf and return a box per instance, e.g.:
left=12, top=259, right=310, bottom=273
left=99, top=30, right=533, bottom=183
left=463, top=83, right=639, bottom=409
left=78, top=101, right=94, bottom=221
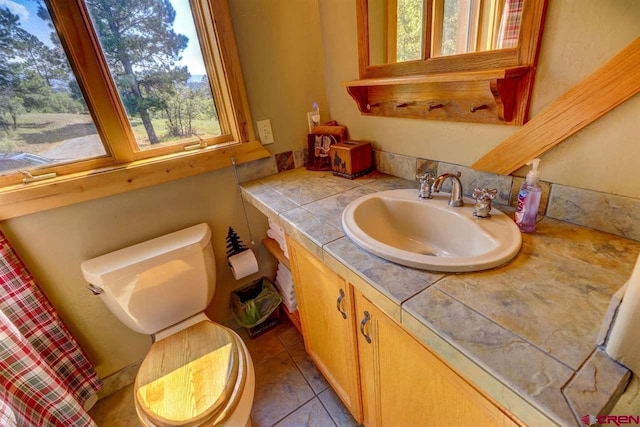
left=262, top=237, right=290, bottom=270
left=342, top=66, right=531, bottom=125
left=342, top=67, right=529, bottom=87
left=262, top=237, right=303, bottom=335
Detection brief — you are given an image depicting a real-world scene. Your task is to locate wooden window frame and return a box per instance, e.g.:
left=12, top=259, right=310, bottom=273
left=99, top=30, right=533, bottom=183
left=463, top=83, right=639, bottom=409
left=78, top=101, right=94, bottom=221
left=385, top=0, right=432, bottom=63
left=0, top=0, right=269, bottom=220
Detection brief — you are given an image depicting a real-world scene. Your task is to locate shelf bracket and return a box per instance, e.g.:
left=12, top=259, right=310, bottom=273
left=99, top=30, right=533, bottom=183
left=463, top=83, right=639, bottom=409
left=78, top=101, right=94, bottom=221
left=490, top=77, right=518, bottom=123
left=346, top=86, right=370, bottom=113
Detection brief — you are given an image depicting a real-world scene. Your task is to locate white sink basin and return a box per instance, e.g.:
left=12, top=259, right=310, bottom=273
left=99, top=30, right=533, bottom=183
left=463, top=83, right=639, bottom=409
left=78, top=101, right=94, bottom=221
left=342, top=189, right=522, bottom=272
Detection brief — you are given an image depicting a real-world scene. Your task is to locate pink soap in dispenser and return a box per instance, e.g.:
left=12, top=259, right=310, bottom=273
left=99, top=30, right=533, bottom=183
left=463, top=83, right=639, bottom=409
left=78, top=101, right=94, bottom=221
left=514, top=159, right=542, bottom=232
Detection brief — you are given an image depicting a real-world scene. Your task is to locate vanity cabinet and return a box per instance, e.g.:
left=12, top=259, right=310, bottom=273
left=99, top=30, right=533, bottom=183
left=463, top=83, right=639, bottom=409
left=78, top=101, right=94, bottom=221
left=355, top=291, right=519, bottom=427
left=286, top=237, right=363, bottom=422
left=286, top=234, right=519, bottom=426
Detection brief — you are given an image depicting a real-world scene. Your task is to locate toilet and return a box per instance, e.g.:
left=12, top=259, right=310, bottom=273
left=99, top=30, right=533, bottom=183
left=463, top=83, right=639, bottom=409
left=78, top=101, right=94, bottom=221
left=81, top=223, right=255, bottom=426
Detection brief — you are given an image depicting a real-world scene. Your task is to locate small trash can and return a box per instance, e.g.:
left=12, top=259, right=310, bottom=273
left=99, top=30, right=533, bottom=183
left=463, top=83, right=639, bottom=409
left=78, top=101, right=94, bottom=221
left=231, top=277, right=282, bottom=339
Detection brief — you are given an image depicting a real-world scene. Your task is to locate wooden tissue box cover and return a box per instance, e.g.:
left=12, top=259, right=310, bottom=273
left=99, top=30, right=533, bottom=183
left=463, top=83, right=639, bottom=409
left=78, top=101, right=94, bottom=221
left=329, top=141, right=372, bottom=179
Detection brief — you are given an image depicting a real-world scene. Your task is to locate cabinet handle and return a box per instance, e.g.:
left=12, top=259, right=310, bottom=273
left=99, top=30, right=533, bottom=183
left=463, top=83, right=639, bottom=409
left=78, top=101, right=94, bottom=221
left=360, top=311, right=372, bottom=344
left=336, top=289, right=347, bottom=319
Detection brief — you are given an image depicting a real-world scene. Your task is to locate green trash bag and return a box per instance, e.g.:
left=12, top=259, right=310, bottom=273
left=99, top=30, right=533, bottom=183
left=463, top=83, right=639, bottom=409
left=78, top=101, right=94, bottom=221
left=231, top=277, right=282, bottom=328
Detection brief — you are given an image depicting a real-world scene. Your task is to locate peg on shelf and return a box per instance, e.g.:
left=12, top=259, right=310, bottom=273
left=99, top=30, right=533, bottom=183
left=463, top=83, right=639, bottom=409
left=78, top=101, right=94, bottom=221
left=470, top=104, right=489, bottom=113
left=428, top=103, right=445, bottom=112
left=396, top=101, right=416, bottom=108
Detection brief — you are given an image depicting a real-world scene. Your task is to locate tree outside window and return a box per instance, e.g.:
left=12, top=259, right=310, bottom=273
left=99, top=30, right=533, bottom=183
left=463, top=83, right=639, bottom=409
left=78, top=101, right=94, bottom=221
left=0, top=2, right=102, bottom=172
left=0, top=0, right=223, bottom=175
left=85, top=0, right=221, bottom=150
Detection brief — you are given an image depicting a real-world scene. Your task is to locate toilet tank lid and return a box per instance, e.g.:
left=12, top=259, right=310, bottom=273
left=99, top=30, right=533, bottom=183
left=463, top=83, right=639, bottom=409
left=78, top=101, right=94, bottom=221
left=81, top=223, right=212, bottom=287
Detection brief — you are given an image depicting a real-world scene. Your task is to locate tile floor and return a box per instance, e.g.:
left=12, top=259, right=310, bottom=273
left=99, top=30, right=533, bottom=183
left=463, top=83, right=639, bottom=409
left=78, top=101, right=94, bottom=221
left=88, top=318, right=359, bottom=427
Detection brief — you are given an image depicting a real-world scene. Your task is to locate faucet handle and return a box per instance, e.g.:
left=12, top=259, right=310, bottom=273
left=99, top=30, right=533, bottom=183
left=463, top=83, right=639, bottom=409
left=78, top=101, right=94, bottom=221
left=415, top=172, right=434, bottom=182
left=416, top=173, right=435, bottom=199
left=472, top=188, right=498, bottom=218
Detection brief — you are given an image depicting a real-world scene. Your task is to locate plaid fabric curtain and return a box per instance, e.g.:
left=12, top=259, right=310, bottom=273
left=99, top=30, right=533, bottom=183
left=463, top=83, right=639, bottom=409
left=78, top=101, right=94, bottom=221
left=497, top=0, right=524, bottom=49
left=0, top=231, right=101, bottom=426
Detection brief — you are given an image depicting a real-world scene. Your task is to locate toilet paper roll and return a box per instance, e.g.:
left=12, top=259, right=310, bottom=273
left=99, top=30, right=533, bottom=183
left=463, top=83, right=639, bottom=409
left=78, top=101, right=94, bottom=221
left=228, top=249, right=259, bottom=280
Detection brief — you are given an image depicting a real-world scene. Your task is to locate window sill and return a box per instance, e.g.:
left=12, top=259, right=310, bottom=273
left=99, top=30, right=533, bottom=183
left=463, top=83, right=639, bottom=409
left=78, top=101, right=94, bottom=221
left=0, top=141, right=270, bottom=220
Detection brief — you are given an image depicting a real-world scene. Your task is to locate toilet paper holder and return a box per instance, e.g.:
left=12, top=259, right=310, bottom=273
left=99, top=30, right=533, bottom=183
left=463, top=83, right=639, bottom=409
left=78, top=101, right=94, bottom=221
left=226, top=226, right=259, bottom=280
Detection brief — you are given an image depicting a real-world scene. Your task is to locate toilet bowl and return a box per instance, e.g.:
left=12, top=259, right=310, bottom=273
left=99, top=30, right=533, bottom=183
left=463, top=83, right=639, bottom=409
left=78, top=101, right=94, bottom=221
left=81, top=224, right=255, bottom=426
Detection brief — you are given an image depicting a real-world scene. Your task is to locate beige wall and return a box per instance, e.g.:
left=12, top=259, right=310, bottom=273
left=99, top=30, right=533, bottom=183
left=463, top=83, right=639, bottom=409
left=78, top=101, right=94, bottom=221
left=318, top=0, right=640, bottom=198
left=0, top=0, right=327, bottom=378
left=1, top=169, right=275, bottom=377
left=229, top=0, right=328, bottom=152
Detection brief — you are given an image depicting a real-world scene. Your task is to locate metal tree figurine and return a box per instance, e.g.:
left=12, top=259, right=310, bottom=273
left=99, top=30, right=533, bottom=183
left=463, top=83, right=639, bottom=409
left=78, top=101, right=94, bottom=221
left=226, top=227, right=248, bottom=258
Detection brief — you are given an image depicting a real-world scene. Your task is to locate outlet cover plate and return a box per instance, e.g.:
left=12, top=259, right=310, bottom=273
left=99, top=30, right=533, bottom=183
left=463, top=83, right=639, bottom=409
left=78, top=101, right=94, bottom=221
left=307, top=111, right=320, bottom=133
left=257, top=119, right=275, bottom=145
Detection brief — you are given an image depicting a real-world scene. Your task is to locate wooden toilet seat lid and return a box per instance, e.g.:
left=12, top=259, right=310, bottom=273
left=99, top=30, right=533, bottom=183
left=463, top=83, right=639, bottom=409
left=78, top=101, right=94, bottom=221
left=135, top=321, right=246, bottom=426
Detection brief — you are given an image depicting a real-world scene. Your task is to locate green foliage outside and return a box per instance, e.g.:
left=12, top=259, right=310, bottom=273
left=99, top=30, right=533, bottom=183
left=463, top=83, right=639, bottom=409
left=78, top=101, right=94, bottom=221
left=396, top=0, right=424, bottom=62
left=394, top=0, right=461, bottom=61
left=0, top=135, right=16, bottom=154
left=441, top=0, right=460, bottom=56
left=0, top=6, right=81, bottom=140
left=85, top=0, right=219, bottom=145
left=130, top=116, right=221, bottom=149
left=0, top=0, right=220, bottom=161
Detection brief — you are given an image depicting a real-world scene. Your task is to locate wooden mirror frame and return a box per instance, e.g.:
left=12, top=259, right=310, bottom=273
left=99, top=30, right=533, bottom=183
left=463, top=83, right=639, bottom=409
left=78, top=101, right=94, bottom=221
left=345, top=0, right=548, bottom=125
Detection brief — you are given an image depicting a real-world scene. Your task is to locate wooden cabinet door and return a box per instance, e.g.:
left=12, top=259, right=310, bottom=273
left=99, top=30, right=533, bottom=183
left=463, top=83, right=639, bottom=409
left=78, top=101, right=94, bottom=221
left=287, top=238, right=363, bottom=422
left=355, top=291, right=518, bottom=427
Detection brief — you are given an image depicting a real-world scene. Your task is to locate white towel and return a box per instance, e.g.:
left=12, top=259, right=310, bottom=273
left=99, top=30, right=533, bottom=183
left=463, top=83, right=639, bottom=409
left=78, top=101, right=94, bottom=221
left=277, top=263, right=293, bottom=281
left=267, top=229, right=289, bottom=258
left=275, top=263, right=296, bottom=301
left=274, top=278, right=297, bottom=310
left=275, top=280, right=295, bottom=298
left=280, top=298, right=298, bottom=313
left=277, top=292, right=296, bottom=307
left=276, top=267, right=294, bottom=291
left=275, top=276, right=295, bottom=297
left=268, top=218, right=285, bottom=238
left=266, top=229, right=283, bottom=246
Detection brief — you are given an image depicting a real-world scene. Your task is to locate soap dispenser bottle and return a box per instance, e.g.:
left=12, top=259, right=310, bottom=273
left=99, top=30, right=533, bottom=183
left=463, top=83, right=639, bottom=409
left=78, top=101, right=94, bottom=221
left=514, top=159, right=542, bottom=232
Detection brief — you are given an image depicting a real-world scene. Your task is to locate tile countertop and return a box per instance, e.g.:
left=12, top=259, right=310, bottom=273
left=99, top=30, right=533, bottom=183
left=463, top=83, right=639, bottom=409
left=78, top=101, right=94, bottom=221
left=240, top=168, right=640, bottom=426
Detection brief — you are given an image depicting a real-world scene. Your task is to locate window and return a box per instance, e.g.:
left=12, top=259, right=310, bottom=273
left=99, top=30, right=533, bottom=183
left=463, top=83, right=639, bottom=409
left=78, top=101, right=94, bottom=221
left=433, top=0, right=508, bottom=57
left=84, top=0, right=222, bottom=152
left=0, top=0, right=260, bottom=212
left=0, top=1, right=106, bottom=173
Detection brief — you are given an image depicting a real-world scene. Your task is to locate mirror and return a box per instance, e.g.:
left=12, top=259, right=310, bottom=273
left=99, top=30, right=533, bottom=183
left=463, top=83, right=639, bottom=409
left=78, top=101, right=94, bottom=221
left=349, top=0, right=546, bottom=125
left=368, top=0, right=523, bottom=65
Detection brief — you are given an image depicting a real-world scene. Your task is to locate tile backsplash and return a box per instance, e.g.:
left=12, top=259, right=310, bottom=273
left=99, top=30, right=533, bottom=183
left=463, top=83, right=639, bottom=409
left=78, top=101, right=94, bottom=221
left=547, top=184, right=640, bottom=241
left=275, top=151, right=295, bottom=173
left=238, top=146, right=640, bottom=242
left=374, top=150, right=640, bottom=242
left=436, top=162, right=513, bottom=206
left=374, top=151, right=417, bottom=181
left=236, top=147, right=306, bottom=183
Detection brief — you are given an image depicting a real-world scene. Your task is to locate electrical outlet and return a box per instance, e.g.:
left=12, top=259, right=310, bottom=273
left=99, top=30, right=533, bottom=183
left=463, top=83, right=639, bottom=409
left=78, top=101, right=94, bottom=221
left=256, top=119, right=275, bottom=145
left=307, top=111, right=320, bottom=133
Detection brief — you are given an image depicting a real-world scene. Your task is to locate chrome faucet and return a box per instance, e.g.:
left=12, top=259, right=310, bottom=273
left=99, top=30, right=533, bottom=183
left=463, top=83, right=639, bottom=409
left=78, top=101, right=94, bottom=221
left=432, top=172, right=464, bottom=207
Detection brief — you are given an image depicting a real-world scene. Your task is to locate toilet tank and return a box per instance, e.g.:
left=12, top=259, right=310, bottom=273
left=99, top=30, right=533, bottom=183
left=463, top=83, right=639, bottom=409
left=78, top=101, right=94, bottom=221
left=81, top=223, right=216, bottom=335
